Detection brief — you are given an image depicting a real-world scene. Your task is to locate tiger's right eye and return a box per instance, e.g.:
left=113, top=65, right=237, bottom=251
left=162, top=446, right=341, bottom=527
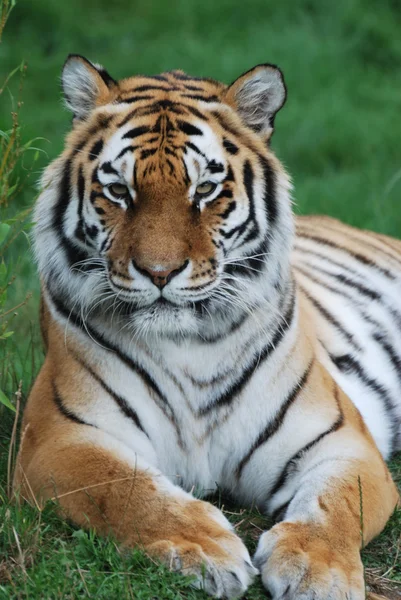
left=108, top=183, right=130, bottom=199
left=195, top=181, right=217, bottom=198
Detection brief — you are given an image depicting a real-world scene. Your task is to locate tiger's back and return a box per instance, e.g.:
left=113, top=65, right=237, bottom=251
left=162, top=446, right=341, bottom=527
left=293, top=215, right=401, bottom=458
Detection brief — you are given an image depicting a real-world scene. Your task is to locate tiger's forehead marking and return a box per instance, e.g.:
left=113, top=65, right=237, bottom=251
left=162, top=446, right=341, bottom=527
left=96, top=80, right=229, bottom=187
left=116, top=69, right=225, bottom=105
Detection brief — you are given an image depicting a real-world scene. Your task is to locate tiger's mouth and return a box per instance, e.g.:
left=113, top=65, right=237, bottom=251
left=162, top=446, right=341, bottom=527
left=106, top=275, right=209, bottom=311
left=154, top=297, right=174, bottom=307
left=107, top=269, right=218, bottom=307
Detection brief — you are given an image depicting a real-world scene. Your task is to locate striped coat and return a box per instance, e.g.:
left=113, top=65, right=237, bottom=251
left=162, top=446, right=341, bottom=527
left=15, top=56, right=400, bottom=599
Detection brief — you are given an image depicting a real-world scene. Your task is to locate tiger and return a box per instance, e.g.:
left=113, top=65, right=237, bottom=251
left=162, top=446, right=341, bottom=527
left=14, top=54, right=401, bottom=599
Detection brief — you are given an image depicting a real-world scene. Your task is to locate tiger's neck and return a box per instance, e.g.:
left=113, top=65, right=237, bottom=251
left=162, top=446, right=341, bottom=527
left=45, top=269, right=310, bottom=408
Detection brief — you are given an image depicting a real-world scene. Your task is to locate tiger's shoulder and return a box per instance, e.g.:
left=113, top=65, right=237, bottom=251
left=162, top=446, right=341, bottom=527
left=295, top=214, right=401, bottom=261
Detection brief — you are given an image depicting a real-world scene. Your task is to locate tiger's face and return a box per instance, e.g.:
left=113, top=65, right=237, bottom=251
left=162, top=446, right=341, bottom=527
left=36, top=56, right=293, bottom=339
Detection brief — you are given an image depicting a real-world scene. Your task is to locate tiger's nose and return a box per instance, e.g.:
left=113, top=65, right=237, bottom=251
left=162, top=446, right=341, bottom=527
left=133, top=260, right=189, bottom=289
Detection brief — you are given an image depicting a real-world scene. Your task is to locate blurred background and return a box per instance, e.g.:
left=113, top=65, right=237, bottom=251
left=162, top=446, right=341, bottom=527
left=1, top=0, right=401, bottom=388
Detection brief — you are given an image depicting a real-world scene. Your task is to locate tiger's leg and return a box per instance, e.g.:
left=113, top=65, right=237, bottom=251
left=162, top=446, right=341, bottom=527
left=14, top=380, right=256, bottom=598
left=254, top=386, right=400, bottom=600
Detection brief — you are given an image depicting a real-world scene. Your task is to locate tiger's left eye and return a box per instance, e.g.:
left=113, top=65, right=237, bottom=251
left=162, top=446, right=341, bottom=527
left=195, top=181, right=217, bottom=197
left=108, top=183, right=130, bottom=199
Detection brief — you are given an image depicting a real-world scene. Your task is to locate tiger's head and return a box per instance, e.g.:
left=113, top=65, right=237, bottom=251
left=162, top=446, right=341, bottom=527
left=36, top=55, right=293, bottom=340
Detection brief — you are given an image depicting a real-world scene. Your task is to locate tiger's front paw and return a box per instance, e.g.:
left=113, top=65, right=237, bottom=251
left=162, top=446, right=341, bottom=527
left=145, top=501, right=257, bottom=598
left=254, top=521, right=364, bottom=600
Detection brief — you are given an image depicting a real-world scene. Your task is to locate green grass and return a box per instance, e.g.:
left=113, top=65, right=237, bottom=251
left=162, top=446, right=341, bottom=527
left=1, top=0, right=401, bottom=597
left=0, top=474, right=400, bottom=599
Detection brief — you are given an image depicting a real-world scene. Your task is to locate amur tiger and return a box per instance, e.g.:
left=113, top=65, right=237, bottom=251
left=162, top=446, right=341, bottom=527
left=14, top=55, right=401, bottom=599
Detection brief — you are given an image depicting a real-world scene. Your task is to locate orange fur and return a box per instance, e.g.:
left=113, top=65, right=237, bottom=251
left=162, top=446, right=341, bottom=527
left=14, top=61, right=401, bottom=598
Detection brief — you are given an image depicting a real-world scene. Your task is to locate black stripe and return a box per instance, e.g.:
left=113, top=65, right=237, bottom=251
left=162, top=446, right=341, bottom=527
left=296, top=265, right=358, bottom=304
left=219, top=201, right=236, bottom=219
left=212, top=111, right=241, bottom=138
left=211, top=111, right=258, bottom=155
left=185, top=141, right=206, bottom=158
left=296, top=266, right=401, bottom=376
left=236, top=360, right=314, bottom=477
left=166, top=158, right=175, bottom=175
left=259, top=155, right=278, bottom=227
left=220, top=160, right=257, bottom=244
left=122, top=126, right=150, bottom=140
left=53, top=383, right=91, bottom=427
left=271, top=501, right=290, bottom=523
left=141, top=148, right=158, bottom=159
left=198, top=291, right=296, bottom=415
left=118, top=100, right=208, bottom=126
left=133, top=161, right=138, bottom=191
left=75, top=166, right=85, bottom=243
left=330, top=353, right=399, bottom=450
left=181, top=94, right=219, bottom=102
left=74, top=354, right=149, bottom=438
left=322, top=223, right=401, bottom=269
left=53, top=155, right=90, bottom=268
left=200, top=308, right=250, bottom=343
left=176, top=120, right=203, bottom=136
left=184, top=105, right=209, bottom=120
left=181, top=157, right=190, bottom=185
left=136, top=74, right=169, bottom=82
left=224, top=235, right=269, bottom=277
left=369, top=235, right=401, bottom=267
left=373, top=332, right=401, bottom=388
left=182, top=84, right=204, bottom=92
left=322, top=271, right=380, bottom=300
left=115, top=145, right=139, bottom=160
left=148, top=99, right=178, bottom=111
left=295, top=252, right=381, bottom=301
left=207, top=159, right=224, bottom=173
left=118, top=95, right=154, bottom=104
left=89, top=139, right=104, bottom=160
left=294, top=245, right=365, bottom=279
left=297, top=233, right=396, bottom=280
left=164, top=146, right=177, bottom=157
left=99, top=233, right=111, bottom=253
left=225, top=165, right=235, bottom=182
left=242, top=160, right=255, bottom=226
left=299, top=285, right=362, bottom=351
left=131, top=85, right=172, bottom=92
left=118, top=107, right=151, bottom=127
left=48, top=291, right=185, bottom=448
left=269, top=385, right=344, bottom=520
left=97, top=67, right=117, bottom=88
left=239, top=161, right=258, bottom=243
left=296, top=248, right=401, bottom=336
left=223, top=138, right=239, bottom=155
left=86, top=224, right=98, bottom=240
left=101, top=162, right=119, bottom=175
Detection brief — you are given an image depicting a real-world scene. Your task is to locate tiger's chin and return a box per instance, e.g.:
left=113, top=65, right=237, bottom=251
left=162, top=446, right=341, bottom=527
left=126, top=299, right=201, bottom=340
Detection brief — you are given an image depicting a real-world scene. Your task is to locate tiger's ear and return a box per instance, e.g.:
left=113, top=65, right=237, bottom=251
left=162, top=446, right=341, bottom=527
left=223, top=64, right=286, bottom=137
left=62, top=54, right=117, bottom=120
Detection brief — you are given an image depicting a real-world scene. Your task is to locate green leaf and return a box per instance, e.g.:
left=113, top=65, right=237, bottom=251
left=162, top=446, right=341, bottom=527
left=0, top=389, right=16, bottom=412
left=0, top=222, right=11, bottom=245
left=6, top=183, right=17, bottom=198
left=0, top=130, right=10, bottom=142
left=0, top=330, right=14, bottom=339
